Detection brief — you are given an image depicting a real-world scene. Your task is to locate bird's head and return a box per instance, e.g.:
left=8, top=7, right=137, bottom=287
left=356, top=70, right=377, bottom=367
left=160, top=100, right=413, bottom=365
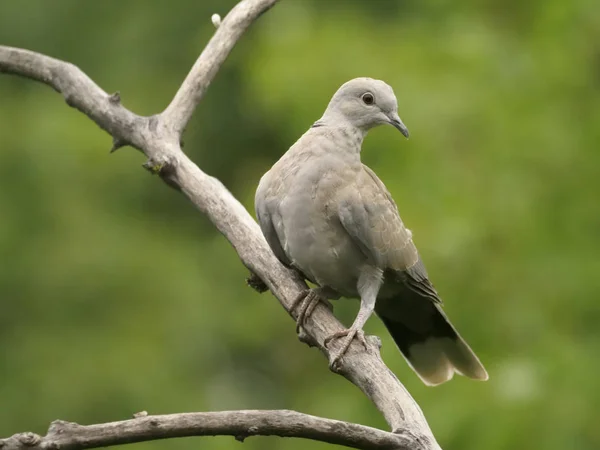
left=321, top=77, right=409, bottom=138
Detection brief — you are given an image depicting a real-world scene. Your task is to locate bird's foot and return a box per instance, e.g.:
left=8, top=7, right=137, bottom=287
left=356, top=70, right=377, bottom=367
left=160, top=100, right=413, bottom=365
left=324, top=327, right=369, bottom=369
left=291, top=288, right=332, bottom=333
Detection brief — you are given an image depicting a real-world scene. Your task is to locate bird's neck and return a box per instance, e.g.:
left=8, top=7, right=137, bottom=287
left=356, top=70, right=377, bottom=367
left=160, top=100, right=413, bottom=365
left=311, top=114, right=367, bottom=155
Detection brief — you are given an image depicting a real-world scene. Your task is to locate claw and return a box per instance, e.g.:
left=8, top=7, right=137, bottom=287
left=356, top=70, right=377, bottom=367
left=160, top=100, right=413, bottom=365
left=324, top=327, right=369, bottom=368
left=296, top=291, right=319, bottom=333
left=305, top=293, right=322, bottom=317
left=292, top=289, right=328, bottom=333
left=291, top=290, right=309, bottom=311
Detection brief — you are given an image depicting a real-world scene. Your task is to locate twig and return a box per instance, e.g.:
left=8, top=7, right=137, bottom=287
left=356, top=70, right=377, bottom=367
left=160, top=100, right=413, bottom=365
left=0, top=0, right=442, bottom=448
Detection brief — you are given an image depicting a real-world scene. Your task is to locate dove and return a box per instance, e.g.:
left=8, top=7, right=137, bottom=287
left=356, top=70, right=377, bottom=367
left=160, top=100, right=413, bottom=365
left=255, top=78, right=488, bottom=385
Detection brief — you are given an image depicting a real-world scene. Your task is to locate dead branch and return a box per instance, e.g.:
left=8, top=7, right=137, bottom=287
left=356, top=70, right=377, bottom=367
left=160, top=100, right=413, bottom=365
left=0, top=0, right=441, bottom=449
left=0, top=410, right=414, bottom=450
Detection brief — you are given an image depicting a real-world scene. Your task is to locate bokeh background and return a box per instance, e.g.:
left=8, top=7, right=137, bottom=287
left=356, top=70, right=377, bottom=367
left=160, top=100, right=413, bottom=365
left=1, top=1, right=599, bottom=449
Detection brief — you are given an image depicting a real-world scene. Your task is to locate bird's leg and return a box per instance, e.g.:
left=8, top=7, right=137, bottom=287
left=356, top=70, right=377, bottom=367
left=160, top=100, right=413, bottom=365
left=324, top=267, right=382, bottom=368
left=291, top=286, right=336, bottom=333
left=324, top=299, right=374, bottom=366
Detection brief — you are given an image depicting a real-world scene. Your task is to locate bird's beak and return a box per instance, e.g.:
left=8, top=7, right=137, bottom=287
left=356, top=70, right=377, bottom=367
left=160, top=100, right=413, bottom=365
left=388, top=112, right=410, bottom=138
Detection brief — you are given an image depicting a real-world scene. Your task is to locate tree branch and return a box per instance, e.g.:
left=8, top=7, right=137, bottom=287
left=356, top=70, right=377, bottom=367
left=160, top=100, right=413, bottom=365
left=0, top=410, right=414, bottom=450
left=0, top=0, right=442, bottom=449
left=0, top=46, right=146, bottom=149
left=162, top=0, right=279, bottom=136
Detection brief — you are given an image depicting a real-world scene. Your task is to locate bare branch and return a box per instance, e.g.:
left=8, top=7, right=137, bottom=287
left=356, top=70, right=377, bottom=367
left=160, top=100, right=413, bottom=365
left=0, top=47, right=147, bottom=150
left=161, top=0, right=280, bottom=136
left=0, top=410, right=415, bottom=450
left=0, top=0, right=443, bottom=449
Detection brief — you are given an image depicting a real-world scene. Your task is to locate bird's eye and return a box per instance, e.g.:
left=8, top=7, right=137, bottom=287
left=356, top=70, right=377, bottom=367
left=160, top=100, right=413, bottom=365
left=361, top=93, right=375, bottom=105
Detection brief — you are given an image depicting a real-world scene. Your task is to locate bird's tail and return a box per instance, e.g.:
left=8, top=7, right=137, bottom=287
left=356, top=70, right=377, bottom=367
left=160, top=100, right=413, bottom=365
left=377, top=300, right=488, bottom=386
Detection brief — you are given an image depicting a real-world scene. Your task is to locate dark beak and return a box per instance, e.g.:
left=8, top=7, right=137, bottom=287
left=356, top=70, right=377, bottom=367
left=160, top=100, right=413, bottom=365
left=388, top=112, right=410, bottom=138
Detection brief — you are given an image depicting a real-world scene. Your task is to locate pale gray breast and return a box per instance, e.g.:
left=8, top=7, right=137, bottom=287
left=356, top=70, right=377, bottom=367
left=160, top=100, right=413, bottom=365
left=290, top=149, right=364, bottom=287
left=258, top=127, right=368, bottom=294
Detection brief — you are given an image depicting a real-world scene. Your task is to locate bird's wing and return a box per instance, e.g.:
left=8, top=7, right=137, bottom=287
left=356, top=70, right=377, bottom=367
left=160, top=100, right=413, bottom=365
left=255, top=172, right=292, bottom=267
left=338, top=164, right=440, bottom=302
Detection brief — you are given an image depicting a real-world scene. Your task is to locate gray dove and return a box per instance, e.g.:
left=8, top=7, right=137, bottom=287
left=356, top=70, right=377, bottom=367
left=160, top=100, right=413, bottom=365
left=255, top=78, right=488, bottom=386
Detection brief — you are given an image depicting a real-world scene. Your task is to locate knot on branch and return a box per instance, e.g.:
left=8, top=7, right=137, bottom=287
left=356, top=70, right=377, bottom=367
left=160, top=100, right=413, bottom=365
left=64, top=94, right=76, bottom=107
left=142, top=157, right=174, bottom=176
left=297, top=327, right=318, bottom=348
left=17, top=432, right=41, bottom=447
left=142, top=156, right=180, bottom=190
left=246, top=273, right=268, bottom=293
left=234, top=426, right=259, bottom=443
left=110, top=136, right=127, bottom=153
left=47, top=420, right=79, bottom=437
left=108, top=91, right=121, bottom=104
left=370, top=335, right=383, bottom=350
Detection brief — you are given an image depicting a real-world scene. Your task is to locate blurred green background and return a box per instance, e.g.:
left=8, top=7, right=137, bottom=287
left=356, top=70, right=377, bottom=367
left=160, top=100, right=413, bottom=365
left=1, top=0, right=599, bottom=449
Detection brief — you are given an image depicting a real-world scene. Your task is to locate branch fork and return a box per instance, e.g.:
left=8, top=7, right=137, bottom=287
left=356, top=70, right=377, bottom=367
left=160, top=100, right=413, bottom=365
left=0, top=0, right=442, bottom=448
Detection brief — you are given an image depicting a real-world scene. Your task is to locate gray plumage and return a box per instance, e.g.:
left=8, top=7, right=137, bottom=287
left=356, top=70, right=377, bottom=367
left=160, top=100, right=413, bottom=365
left=255, top=78, right=488, bottom=386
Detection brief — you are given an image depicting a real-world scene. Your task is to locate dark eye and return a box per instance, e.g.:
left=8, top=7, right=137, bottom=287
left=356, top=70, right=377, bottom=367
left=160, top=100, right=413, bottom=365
left=361, top=93, right=375, bottom=105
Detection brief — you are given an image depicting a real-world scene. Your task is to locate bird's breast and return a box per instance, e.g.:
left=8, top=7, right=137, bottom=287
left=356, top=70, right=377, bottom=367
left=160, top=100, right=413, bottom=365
left=276, top=163, right=364, bottom=296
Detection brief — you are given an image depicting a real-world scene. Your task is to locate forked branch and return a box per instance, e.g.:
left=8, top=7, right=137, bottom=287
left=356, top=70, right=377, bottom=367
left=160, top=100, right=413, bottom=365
left=0, top=0, right=441, bottom=449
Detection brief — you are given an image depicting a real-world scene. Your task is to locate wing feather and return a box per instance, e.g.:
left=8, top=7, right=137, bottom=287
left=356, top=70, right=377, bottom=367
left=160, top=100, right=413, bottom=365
left=255, top=174, right=292, bottom=267
left=338, top=165, right=441, bottom=302
left=338, top=165, right=418, bottom=271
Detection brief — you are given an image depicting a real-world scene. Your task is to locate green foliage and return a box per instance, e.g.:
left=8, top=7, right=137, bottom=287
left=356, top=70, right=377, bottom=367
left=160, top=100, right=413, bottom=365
left=1, top=1, right=599, bottom=449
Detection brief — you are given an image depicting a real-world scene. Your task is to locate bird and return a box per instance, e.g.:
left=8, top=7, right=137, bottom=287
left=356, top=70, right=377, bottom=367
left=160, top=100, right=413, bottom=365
left=255, top=77, right=488, bottom=386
